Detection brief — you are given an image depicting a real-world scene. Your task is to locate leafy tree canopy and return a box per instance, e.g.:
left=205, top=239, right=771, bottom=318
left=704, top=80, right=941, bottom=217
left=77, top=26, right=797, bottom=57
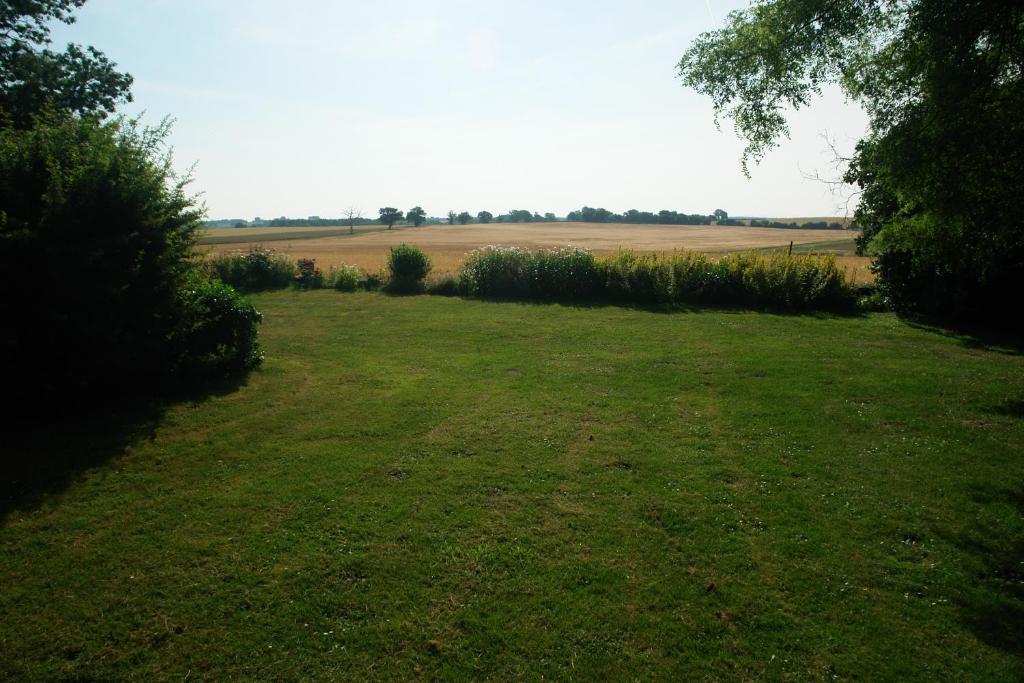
left=407, top=206, right=426, bottom=226
left=679, top=0, right=1024, bottom=321
left=378, top=207, right=403, bottom=229
left=1, top=0, right=133, bottom=128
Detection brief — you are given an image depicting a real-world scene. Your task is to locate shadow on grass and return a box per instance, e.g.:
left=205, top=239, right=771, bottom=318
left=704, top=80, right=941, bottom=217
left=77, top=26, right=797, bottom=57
left=905, top=318, right=1024, bottom=356
left=0, top=373, right=251, bottom=527
left=946, top=484, right=1024, bottom=656
left=427, top=292, right=868, bottom=319
left=986, top=399, right=1024, bottom=419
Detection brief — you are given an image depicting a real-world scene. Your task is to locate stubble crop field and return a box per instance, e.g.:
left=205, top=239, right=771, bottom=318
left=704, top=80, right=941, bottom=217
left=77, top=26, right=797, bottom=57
left=200, top=222, right=873, bottom=283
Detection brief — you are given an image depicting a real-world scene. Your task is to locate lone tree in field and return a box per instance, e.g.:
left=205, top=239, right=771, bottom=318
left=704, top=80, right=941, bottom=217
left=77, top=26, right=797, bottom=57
left=678, top=0, right=1024, bottom=323
left=477, top=210, right=493, bottom=224
left=344, top=206, right=361, bottom=234
left=457, top=211, right=472, bottom=225
left=378, top=207, right=403, bottom=230
left=0, top=0, right=134, bottom=128
left=447, top=211, right=457, bottom=225
left=407, top=206, right=426, bottom=227
left=713, top=209, right=728, bottom=223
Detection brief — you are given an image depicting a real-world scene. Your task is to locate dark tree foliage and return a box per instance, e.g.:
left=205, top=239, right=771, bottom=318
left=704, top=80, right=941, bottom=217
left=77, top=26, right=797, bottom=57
left=1, top=0, right=133, bottom=128
left=407, top=206, right=426, bottom=226
left=565, top=207, right=713, bottom=225
left=378, top=207, right=403, bottom=229
left=477, top=210, right=493, bottom=224
left=505, top=209, right=535, bottom=223
left=0, top=117, right=261, bottom=407
left=457, top=211, right=472, bottom=225
left=679, top=0, right=1024, bottom=323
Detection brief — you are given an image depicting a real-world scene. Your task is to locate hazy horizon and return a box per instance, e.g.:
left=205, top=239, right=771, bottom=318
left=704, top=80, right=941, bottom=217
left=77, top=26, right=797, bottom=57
left=51, top=1, right=868, bottom=220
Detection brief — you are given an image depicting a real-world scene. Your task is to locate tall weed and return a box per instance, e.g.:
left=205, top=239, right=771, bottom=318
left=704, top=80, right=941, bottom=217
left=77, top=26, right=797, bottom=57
left=457, top=246, right=855, bottom=311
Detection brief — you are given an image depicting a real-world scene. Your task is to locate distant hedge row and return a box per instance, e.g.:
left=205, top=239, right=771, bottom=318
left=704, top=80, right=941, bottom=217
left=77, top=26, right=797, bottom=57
left=208, top=245, right=860, bottom=311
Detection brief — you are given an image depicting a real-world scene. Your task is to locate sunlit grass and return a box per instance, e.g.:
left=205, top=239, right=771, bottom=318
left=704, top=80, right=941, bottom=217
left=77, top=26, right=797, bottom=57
left=1, top=292, right=1021, bottom=679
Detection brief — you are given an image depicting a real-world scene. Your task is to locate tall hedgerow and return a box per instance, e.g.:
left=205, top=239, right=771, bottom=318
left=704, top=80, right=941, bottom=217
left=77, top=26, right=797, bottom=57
left=459, top=246, right=600, bottom=300
left=0, top=116, right=262, bottom=406
left=455, top=246, right=855, bottom=311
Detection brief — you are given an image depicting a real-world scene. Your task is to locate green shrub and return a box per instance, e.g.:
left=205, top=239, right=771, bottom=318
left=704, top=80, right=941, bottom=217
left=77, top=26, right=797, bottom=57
left=328, top=264, right=362, bottom=292
left=459, top=246, right=600, bottom=299
left=173, top=277, right=263, bottom=376
left=668, top=250, right=719, bottom=301
left=386, top=244, right=431, bottom=293
left=0, top=116, right=263, bottom=404
left=526, top=246, right=602, bottom=299
left=735, top=252, right=851, bottom=310
left=207, top=247, right=295, bottom=291
left=600, top=251, right=674, bottom=303
left=459, top=246, right=532, bottom=298
left=295, top=258, right=325, bottom=289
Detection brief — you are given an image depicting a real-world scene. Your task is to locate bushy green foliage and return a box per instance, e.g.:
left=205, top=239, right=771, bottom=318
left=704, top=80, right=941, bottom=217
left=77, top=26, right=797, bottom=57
left=602, top=252, right=675, bottom=303
left=173, top=277, right=263, bottom=376
left=0, top=116, right=262, bottom=403
left=294, top=258, right=325, bottom=289
left=207, top=247, right=296, bottom=291
left=458, top=246, right=533, bottom=298
left=328, top=264, right=362, bottom=292
left=386, top=243, right=431, bottom=293
left=723, top=252, right=851, bottom=310
left=459, top=246, right=601, bottom=299
left=678, top=0, right=1023, bottom=324
left=456, top=246, right=854, bottom=310
left=0, top=1, right=134, bottom=129
left=527, top=246, right=602, bottom=299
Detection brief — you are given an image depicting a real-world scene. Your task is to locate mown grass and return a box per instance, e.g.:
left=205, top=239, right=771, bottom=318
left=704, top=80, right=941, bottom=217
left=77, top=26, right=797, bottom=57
left=2, top=292, right=1023, bottom=680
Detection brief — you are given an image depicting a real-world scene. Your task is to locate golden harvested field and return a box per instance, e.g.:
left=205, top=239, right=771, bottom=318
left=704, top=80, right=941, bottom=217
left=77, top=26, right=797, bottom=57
left=201, top=222, right=873, bottom=282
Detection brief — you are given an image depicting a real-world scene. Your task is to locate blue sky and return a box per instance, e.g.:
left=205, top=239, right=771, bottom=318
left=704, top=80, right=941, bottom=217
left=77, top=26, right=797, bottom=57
left=51, top=0, right=868, bottom=219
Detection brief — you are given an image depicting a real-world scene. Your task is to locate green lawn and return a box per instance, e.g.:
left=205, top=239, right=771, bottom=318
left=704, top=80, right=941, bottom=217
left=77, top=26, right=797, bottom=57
left=2, top=292, right=1022, bottom=680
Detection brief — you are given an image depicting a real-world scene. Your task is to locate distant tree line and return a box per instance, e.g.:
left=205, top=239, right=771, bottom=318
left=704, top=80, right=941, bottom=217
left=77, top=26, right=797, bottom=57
left=748, top=219, right=845, bottom=229
left=207, top=208, right=847, bottom=230
left=564, top=207, right=846, bottom=229
left=566, top=207, right=716, bottom=225
left=205, top=216, right=379, bottom=228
